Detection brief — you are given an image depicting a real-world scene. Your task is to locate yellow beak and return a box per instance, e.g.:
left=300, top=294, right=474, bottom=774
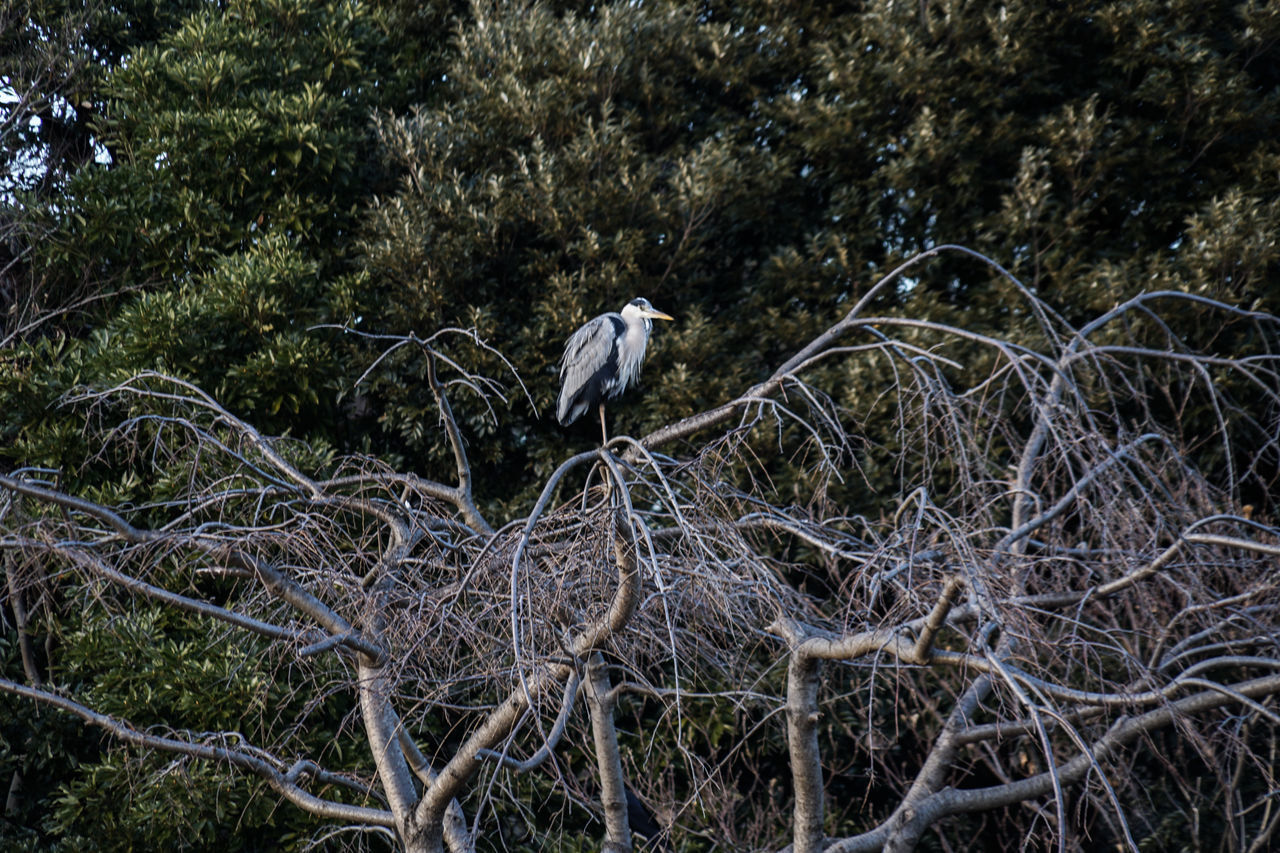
left=642, top=308, right=674, bottom=322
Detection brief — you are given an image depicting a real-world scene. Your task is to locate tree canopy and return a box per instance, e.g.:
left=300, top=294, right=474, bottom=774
left=2, top=0, right=1279, bottom=850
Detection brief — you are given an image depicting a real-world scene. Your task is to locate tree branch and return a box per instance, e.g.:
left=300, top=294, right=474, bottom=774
left=586, top=651, right=632, bottom=852
left=0, top=676, right=395, bottom=828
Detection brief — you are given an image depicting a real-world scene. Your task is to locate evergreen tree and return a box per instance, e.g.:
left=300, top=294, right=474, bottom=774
left=3, top=0, right=1278, bottom=848
left=3, top=0, right=454, bottom=847
left=349, top=0, right=1279, bottom=508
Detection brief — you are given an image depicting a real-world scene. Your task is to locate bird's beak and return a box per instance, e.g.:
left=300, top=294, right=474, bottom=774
left=642, top=308, right=675, bottom=322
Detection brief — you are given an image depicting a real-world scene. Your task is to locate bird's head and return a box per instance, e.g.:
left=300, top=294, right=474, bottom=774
left=623, top=297, right=674, bottom=323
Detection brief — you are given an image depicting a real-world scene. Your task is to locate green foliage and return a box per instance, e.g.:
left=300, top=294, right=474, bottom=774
left=99, top=234, right=332, bottom=417
left=59, top=607, right=266, bottom=728
left=38, top=0, right=401, bottom=280
left=3, top=1, right=448, bottom=848
left=10, top=0, right=1278, bottom=519
left=27, top=605, right=362, bottom=851
left=4, top=0, right=1279, bottom=848
left=4, top=0, right=446, bottom=458
left=340, top=0, right=1279, bottom=511
left=350, top=1, right=812, bottom=501
left=43, top=753, right=290, bottom=852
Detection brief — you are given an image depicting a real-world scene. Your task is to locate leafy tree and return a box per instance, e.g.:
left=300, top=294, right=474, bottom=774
left=3, top=0, right=454, bottom=846
left=3, top=0, right=1280, bottom=849
left=347, top=0, right=1279, bottom=509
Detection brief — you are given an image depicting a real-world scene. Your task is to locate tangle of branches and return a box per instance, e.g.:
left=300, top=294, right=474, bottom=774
left=4, top=247, right=1280, bottom=852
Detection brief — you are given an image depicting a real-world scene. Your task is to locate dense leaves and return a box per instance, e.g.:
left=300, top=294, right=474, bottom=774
left=3, top=0, right=1278, bottom=848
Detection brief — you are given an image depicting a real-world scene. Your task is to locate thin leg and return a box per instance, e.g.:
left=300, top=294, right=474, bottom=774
left=598, top=402, right=614, bottom=502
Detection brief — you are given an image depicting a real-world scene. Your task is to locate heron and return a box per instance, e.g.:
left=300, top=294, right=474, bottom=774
left=557, top=297, right=674, bottom=444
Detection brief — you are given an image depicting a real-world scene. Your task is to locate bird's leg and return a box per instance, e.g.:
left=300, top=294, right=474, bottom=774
left=598, top=402, right=615, bottom=502
left=593, top=402, right=614, bottom=502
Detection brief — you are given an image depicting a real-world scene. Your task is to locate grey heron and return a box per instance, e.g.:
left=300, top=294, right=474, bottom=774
left=557, top=297, right=674, bottom=444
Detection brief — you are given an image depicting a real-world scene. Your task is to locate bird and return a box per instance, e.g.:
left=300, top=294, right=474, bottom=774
left=557, top=297, right=674, bottom=444
left=626, top=784, right=672, bottom=851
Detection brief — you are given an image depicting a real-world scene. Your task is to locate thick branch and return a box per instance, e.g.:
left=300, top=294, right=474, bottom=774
left=4, top=554, right=42, bottom=686
left=1, top=475, right=384, bottom=660
left=477, top=669, right=581, bottom=773
left=14, top=540, right=302, bottom=644
left=586, top=651, right=632, bottom=852
left=397, top=729, right=473, bottom=853
left=785, top=636, right=825, bottom=853
left=0, top=474, right=160, bottom=542
left=358, top=660, right=426, bottom=848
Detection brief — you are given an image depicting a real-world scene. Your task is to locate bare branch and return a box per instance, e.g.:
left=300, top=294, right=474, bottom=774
left=829, top=674, right=1280, bottom=853
left=0, top=676, right=394, bottom=827
left=5, top=245, right=1278, bottom=852
left=586, top=651, right=632, bottom=852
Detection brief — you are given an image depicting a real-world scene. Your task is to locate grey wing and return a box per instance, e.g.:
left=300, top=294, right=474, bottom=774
left=557, top=313, right=621, bottom=424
